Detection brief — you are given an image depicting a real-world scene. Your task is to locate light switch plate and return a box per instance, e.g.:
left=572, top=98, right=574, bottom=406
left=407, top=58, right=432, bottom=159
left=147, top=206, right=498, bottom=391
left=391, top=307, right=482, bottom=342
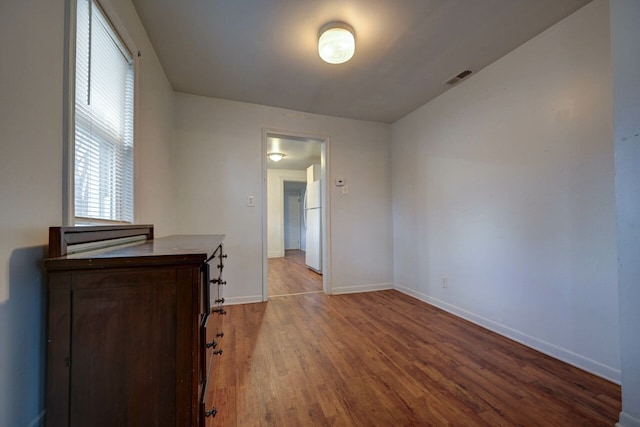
left=247, top=194, right=256, bottom=207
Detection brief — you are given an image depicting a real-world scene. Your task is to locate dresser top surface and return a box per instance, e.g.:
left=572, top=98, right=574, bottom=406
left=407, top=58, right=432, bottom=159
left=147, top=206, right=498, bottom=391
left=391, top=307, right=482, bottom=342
left=45, top=234, right=225, bottom=270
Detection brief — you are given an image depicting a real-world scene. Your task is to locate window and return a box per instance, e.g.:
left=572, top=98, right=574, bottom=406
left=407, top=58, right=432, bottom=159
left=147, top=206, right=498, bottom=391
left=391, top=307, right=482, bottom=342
left=73, top=0, right=134, bottom=223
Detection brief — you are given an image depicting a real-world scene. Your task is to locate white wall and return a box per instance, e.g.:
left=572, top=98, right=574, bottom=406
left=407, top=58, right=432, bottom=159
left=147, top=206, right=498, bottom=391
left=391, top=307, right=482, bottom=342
left=392, top=0, right=619, bottom=382
left=0, top=2, right=65, bottom=425
left=172, top=94, right=394, bottom=302
left=611, top=1, right=640, bottom=425
left=0, top=1, right=175, bottom=425
left=267, top=169, right=306, bottom=258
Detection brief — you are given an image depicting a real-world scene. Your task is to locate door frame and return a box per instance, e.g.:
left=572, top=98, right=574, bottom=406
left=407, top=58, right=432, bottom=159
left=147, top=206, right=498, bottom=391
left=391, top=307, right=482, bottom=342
left=262, top=128, right=331, bottom=301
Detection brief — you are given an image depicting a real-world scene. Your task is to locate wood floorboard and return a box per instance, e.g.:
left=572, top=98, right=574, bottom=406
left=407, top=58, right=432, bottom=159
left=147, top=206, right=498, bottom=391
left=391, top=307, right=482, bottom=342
left=268, top=250, right=322, bottom=296
left=210, top=290, right=620, bottom=426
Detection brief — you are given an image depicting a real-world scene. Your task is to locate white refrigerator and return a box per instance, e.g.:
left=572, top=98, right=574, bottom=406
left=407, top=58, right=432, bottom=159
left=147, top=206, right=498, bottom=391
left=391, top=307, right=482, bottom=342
left=304, top=179, right=322, bottom=273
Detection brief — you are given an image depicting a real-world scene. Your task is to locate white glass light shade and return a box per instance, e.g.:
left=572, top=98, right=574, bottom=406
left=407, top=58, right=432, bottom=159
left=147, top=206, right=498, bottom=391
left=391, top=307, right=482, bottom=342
left=318, top=24, right=355, bottom=64
left=268, top=153, right=285, bottom=162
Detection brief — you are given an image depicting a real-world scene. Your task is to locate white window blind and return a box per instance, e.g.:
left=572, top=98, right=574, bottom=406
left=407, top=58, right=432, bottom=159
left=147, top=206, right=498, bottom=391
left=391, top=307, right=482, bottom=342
left=74, top=0, right=134, bottom=223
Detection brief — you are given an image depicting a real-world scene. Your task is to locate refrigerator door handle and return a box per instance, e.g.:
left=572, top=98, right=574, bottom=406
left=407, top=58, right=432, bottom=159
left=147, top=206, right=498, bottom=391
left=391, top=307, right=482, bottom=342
left=303, top=190, right=308, bottom=228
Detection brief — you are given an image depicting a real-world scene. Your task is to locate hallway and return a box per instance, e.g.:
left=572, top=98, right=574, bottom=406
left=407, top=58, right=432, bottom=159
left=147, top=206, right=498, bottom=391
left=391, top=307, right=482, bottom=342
left=268, top=250, right=322, bottom=297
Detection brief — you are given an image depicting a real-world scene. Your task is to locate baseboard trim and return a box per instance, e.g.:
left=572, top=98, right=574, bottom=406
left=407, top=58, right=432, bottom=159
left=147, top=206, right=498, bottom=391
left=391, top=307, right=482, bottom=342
left=268, top=251, right=283, bottom=259
left=223, top=295, right=264, bottom=305
left=394, top=284, right=621, bottom=384
left=618, top=411, right=640, bottom=427
left=331, top=283, right=394, bottom=295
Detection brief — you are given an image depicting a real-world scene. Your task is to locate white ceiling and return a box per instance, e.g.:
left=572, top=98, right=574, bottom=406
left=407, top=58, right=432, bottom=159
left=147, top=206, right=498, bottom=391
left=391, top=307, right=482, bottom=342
left=131, top=0, right=591, bottom=124
left=267, top=135, right=322, bottom=171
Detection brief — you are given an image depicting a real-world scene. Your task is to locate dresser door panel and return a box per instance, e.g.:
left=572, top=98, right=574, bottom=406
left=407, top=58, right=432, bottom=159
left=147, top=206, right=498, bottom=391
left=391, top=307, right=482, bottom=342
left=69, top=270, right=177, bottom=427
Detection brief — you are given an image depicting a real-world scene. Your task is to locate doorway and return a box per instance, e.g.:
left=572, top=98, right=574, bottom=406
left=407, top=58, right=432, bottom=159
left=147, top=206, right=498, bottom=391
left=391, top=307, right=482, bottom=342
left=283, top=183, right=305, bottom=251
left=263, top=131, right=329, bottom=300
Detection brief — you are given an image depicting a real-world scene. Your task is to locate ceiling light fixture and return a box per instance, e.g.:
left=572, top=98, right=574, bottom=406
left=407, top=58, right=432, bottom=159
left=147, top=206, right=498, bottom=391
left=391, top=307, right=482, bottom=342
left=268, top=152, right=285, bottom=162
left=318, top=22, right=355, bottom=64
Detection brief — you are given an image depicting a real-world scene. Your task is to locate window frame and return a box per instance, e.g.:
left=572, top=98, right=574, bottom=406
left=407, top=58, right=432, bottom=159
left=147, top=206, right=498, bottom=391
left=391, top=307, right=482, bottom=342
left=63, top=0, right=139, bottom=226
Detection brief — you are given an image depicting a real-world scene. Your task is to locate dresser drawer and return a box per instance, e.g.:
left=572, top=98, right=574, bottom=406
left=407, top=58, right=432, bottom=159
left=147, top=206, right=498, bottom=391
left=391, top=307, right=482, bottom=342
left=200, top=310, right=224, bottom=425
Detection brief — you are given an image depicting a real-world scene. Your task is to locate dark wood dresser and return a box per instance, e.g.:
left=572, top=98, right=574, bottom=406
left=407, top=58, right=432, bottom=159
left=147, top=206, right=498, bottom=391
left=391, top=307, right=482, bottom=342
left=44, top=225, right=227, bottom=427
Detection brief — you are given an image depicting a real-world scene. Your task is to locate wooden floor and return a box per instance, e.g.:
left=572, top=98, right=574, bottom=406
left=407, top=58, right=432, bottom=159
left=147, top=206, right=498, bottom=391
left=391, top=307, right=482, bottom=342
left=210, top=290, right=620, bottom=426
left=268, top=250, right=322, bottom=296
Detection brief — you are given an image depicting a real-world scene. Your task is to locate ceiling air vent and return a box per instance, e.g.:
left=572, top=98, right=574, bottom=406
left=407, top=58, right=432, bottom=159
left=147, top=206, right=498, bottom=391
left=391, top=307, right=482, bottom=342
left=445, top=69, right=472, bottom=85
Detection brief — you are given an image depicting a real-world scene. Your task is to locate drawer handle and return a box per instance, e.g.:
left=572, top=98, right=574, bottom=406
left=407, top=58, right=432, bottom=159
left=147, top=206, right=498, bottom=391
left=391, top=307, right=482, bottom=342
left=205, top=407, right=217, bottom=418
left=216, top=332, right=224, bottom=338
left=206, top=339, right=218, bottom=349
left=213, top=307, right=226, bottom=315
left=212, top=349, right=223, bottom=356
left=215, top=297, right=225, bottom=304
left=210, top=278, right=227, bottom=285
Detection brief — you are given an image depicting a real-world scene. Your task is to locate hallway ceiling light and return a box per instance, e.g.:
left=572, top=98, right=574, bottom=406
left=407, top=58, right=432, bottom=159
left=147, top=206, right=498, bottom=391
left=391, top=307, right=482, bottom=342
left=318, top=22, right=355, bottom=64
left=268, top=152, right=285, bottom=162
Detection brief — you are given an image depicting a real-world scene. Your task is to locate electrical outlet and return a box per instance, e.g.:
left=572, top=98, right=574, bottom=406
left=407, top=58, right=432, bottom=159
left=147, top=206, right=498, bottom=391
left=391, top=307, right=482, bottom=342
left=442, top=275, right=448, bottom=288
left=247, top=194, right=256, bottom=207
